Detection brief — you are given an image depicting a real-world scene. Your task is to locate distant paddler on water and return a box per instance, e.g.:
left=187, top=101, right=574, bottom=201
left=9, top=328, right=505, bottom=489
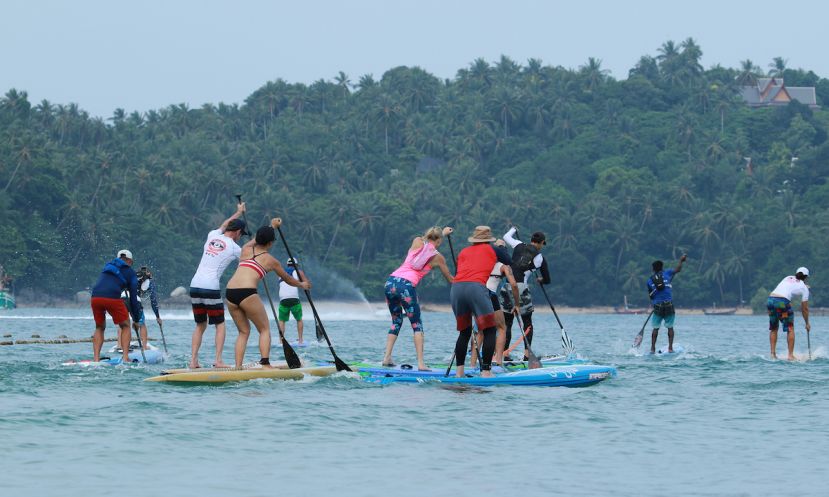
left=645, top=255, right=686, bottom=354
left=383, top=226, right=454, bottom=370
left=500, top=226, right=550, bottom=360
left=277, top=257, right=307, bottom=345
left=89, top=249, right=143, bottom=363
left=188, top=202, right=247, bottom=369
left=226, top=218, right=310, bottom=368
left=767, top=267, right=811, bottom=361
left=120, top=265, right=162, bottom=351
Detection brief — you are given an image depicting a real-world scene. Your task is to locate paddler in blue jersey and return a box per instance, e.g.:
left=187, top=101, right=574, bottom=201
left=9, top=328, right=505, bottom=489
left=90, top=249, right=143, bottom=362
left=646, top=255, right=687, bottom=354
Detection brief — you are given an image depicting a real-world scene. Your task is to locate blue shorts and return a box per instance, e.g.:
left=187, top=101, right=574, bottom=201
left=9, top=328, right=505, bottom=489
left=767, top=297, right=794, bottom=333
left=651, top=302, right=675, bottom=329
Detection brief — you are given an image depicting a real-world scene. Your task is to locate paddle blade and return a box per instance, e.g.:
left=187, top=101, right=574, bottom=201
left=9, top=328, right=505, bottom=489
left=333, top=354, right=352, bottom=372
left=444, top=353, right=456, bottom=377
left=315, top=321, right=324, bottom=342
left=281, top=339, right=302, bottom=369
left=561, top=330, right=575, bottom=356
left=633, top=331, right=644, bottom=348
left=526, top=348, right=542, bottom=369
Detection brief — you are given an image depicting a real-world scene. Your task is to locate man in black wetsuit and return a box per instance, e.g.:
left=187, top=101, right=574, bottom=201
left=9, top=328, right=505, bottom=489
left=499, top=227, right=550, bottom=361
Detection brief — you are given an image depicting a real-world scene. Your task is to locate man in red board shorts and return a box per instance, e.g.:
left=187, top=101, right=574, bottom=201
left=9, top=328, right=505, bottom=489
left=90, top=249, right=142, bottom=362
left=450, top=226, right=511, bottom=378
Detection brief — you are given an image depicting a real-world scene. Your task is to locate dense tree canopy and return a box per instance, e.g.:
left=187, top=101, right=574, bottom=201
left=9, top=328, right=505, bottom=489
left=2, top=40, right=828, bottom=308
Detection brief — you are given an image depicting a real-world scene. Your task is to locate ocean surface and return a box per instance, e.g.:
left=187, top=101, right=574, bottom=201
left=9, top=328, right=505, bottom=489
left=1, top=306, right=826, bottom=497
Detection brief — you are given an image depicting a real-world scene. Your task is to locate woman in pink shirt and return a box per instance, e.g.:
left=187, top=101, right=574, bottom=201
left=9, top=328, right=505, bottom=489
left=382, top=226, right=454, bottom=370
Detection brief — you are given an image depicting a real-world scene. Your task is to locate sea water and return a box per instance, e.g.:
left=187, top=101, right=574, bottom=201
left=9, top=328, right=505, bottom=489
left=1, top=307, right=827, bottom=497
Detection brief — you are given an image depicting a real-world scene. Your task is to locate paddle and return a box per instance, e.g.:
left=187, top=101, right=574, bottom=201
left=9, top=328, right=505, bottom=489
left=504, top=323, right=532, bottom=357
left=443, top=233, right=485, bottom=377
left=157, top=321, right=168, bottom=354
left=131, top=322, right=147, bottom=363
left=632, top=310, right=655, bottom=349
left=274, top=223, right=352, bottom=372
left=261, top=277, right=302, bottom=369
left=807, top=329, right=812, bottom=360
left=533, top=270, right=575, bottom=356
left=235, top=195, right=301, bottom=369
left=515, top=312, right=542, bottom=369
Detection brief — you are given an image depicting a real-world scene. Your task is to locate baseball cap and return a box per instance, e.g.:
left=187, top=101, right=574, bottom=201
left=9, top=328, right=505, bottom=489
left=796, top=267, right=810, bottom=277
left=117, top=249, right=133, bottom=260
left=531, top=232, right=547, bottom=245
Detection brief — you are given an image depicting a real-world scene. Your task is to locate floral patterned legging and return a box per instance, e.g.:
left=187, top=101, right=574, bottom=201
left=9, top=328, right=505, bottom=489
left=384, top=276, right=423, bottom=335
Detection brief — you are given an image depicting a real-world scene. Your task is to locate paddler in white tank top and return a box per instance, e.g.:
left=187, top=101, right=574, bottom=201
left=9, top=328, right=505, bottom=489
left=767, top=267, right=811, bottom=360
left=277, top=258, right=307, bottom=345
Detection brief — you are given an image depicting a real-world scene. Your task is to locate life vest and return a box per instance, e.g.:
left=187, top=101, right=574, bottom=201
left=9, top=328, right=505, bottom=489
left=102, top=259, right=128, bottom=287
left=510, top=243, right=539, bottom=276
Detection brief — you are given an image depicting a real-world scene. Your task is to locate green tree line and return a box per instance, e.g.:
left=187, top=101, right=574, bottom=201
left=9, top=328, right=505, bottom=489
left=2, top=39, right=828, bottom=308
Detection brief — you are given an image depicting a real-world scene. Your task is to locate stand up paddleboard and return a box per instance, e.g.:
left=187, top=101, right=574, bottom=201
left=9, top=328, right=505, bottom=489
left=62, top=342, right=164, bottom=366
left=362, top=364, right=616, bottom=387
left=145, top=363, right=336, bottom=383
left=655, top=344, right=685, bottom=356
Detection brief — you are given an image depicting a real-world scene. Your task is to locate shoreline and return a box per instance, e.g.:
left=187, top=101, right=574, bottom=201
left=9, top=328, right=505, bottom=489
left=10, top=299, right=757, bottom=316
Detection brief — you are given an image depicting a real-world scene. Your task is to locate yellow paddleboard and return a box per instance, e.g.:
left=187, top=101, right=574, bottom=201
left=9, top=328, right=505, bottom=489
left=145, top=364, right=337, bottom=383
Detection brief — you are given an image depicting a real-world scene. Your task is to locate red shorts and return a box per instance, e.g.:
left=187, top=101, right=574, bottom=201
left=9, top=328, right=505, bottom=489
left=91, top=297, right=129, bottom=326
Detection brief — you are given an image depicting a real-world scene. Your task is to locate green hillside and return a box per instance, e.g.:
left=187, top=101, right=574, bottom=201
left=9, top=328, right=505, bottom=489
left=2, top=39, right=827, bottom=307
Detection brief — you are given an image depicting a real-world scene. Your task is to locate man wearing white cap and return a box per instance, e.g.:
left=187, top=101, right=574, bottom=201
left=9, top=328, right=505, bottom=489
left=90, top=249, right=142, bottom=362
left=767, top=267, right=811, bottom=360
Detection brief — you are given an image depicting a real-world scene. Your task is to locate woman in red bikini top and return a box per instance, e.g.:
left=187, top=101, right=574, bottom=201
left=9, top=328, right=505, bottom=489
left=225, top=218, right=311, bottom=368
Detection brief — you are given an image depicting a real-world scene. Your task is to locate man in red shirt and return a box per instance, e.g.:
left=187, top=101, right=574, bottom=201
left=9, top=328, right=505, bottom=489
left=450, top=226, right=511, bottom=377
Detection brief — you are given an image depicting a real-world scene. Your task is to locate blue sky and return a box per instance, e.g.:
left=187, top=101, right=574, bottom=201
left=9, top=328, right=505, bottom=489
left=2, top=0, right=826, bottom=118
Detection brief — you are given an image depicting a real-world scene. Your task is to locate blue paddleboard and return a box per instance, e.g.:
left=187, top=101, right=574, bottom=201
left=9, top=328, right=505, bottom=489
left=362, top=364, right=616, bottom=387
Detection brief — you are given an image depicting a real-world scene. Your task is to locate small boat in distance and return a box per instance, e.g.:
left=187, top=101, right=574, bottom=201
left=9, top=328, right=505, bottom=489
left=614, top=295, right=647, bottom=314
left=703, top=303, right=737, bottom=315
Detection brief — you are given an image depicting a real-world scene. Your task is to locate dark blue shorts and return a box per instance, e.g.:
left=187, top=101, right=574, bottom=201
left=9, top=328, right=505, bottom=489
left=450, top=282, right=496, bottom=331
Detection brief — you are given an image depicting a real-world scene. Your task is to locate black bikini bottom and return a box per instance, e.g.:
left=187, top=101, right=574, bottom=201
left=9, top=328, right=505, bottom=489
left=226, top=288, right=258, bottom=306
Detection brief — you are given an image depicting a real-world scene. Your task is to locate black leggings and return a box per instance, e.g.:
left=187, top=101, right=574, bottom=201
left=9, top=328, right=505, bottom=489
left=225, top=288, right=258, bottom=306
left=455, top=327, right=496, bottom=370
left=504, top=311, right=534, bottom=353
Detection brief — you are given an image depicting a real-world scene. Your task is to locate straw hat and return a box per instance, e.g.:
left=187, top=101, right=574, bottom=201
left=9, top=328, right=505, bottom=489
left=468, top=226, right=496, bottom=243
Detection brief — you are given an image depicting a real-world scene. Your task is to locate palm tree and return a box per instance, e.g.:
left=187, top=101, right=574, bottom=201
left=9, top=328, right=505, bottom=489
left=736, top=60, right=762, bottom=86
left=353, top=202, right=383, bottom=269
left=579, top=57, right=609, bottom=93
left=610, top=215, right=641, bottom=277
left=374, top=92, right=403, bottom=154
left=334, top=71, right=351, bottom=100
left=704, top=258, right=728, bottom=303
left=488, top=86, right=521, bottom=138
left=767, top=57, right=788, bottom=77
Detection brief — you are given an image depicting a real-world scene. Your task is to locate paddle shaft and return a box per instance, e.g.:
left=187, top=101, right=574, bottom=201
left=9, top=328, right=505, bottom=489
left=158, top=321, right=168, bottom=354
left=234, top=195, right=301, bottom=369
left=633, top=310, right=655, bottom=348
left=515, top=312, right=541, bottom=368
left=261, top=277, right=302, bottom=368
left=132, top=324, right=147, bottom=363
left=533, top=269, right=574, bottom=355
left=125, top=297, right=147, bottom=362
left=275, top=225, right=351, bottom=372
left=807, top=329, right=812, bottom=360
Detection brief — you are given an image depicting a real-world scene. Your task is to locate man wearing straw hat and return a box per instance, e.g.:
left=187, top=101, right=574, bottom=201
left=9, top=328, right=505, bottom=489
left=450, top=226, right=511, bottom=378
